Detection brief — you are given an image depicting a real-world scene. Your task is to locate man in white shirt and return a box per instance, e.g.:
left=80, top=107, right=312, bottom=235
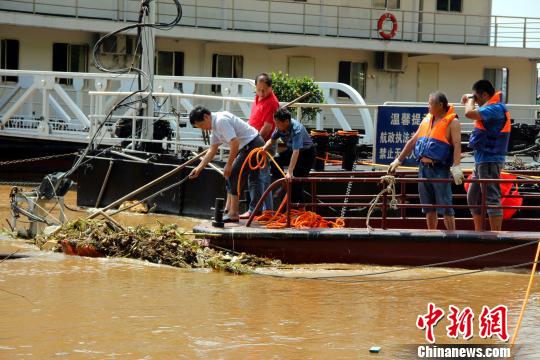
left=188, top=106, right=264, bottom=222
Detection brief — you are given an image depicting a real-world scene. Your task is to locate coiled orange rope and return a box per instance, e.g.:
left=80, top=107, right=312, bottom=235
left=255, top=209, right=345, bottom=229
left=237, top=147, right=345, bottom=229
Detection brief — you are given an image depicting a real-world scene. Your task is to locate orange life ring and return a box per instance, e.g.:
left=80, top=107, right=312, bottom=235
left=377, top=12, right=398, bottom=40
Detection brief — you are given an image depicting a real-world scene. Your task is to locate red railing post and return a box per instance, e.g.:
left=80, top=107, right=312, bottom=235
left=286, top=178, right=292, bottom=228
left=400, top=177, right=406, bottom=219
left=246, top=178, right=284, bottom=227
left=480, top=182, right=487, bottom=231
left=311, top=181, right=317, bottom=212
left=382, top=192, right=388, bottom=230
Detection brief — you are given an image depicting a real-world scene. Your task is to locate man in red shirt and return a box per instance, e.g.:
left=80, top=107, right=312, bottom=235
left=249, top=73, right=279, bottom=141
left=240, top=73, right=279, bottom=218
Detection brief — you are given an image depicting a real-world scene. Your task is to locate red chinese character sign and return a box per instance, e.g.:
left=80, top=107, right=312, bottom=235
left=479, top=305, right=509, bottom=342
left=417, top=304, right=509, bottom=343
left=417, top=303, right=445, bottom=344
left=446, top=305, right=474, bottom=340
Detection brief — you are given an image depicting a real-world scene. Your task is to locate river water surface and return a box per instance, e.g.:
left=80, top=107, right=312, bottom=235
left=0, top=185, right=539, bottom=359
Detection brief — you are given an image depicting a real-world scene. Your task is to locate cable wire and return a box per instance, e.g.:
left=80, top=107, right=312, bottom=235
left=251, top=238, right=540, bottom=282
left=254, top=260, right=539, bottom=284
left=62, top=1, right=183, bottom=180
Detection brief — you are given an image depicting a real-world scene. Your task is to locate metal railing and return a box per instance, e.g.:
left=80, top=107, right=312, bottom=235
left=86, top=88, right=375, bottom=153
left=247, top=171, right=540, bottom=231
left=0, top=70, right=258, bottom=147
left=2, top=69, right=539, bottom=155
left=1, top=0, right=539, bottom=47
left=0, top=69, right=376, bottom=154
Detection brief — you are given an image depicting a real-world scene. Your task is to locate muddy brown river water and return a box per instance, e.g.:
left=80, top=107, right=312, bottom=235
left=0, top=185, right=538, bottom=359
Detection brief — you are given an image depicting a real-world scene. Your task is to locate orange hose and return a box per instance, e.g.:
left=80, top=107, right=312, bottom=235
left=237, top=148, right=345, bottom=229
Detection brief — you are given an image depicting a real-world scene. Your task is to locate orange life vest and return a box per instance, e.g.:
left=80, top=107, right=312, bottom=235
left=413, top=106, right=457, bottom=166
left=468, top=91, right=511, bottom=156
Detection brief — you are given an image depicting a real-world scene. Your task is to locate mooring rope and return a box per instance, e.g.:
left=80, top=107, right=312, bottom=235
left=365, top=175, right=398, bottom=231
left=510, top=238, right=540, bottom=348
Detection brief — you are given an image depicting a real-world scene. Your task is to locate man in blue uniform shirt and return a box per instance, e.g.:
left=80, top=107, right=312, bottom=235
left=462, top=80, right=511, bottom=231
left=262, top=108, right=315, bottom=205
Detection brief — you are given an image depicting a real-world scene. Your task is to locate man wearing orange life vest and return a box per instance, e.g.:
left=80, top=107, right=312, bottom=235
left=461, top=80, right=511, bottom=231
left=388, top=92, right=463, bottom=230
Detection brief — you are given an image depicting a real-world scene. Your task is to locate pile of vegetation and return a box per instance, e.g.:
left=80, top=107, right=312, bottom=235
left=35, top=219, right=277, bottom=274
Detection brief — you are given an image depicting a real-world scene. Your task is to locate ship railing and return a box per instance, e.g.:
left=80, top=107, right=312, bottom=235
left=173, top=0, right=540, bottom=48
left=0, top=70, right=259, bottom=135
left=0, top=69, right=374, bottom=145
left=246, top=172, right=540, bottom=232
left=3, top=0, right=540, bottom=48
left=3, top=117, right=40, bottom=130
left=86, top=81, right=373, bottom=144
left=88, top=89, right=540, bottom=156
left=2, top=116, right=86, bottom=132
left=88, top=89, right=378, bottom=155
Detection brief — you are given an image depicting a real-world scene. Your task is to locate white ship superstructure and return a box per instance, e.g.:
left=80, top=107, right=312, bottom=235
left=0, top=0, right=539, bottom=151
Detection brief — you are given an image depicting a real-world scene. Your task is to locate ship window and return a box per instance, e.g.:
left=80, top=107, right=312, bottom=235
left=484, top=67, right=509, bottom=103
left=52, top=43, right=88, bottom=85
left=437, top=0, right=462, bottom=12
left=0, top=39, right=19, bottom=83
left=211, top=54, right=244, bottom=93
left=373, top=0, right=400, bottom=9
left=338, top=61, right=367, bottom=98
left=156, top=51, right=184, bottom=76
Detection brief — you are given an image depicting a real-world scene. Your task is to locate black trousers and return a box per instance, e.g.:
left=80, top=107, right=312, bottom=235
left=273, top=146, right=315, bottom=204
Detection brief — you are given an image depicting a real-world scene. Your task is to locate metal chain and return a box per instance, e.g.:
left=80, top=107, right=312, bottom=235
left=340, top=161, right=357, bottom=218
left=0, top=181, right=40, bottom=187
left=0, top=152, right=79, bottom=167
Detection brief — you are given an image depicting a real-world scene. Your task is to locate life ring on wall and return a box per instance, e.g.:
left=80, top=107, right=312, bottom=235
left=377, top=12, right=398, bottom=40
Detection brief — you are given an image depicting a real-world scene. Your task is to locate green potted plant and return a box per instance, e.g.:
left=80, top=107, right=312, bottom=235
left=270, top=71, right=324, bottom=123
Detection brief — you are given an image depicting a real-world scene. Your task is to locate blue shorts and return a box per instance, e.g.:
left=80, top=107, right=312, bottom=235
left=418, top=163, right=455, bottom=216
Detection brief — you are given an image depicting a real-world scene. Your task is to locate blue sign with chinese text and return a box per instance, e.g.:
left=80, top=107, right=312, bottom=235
left=374, top=106, right=429, bottom=166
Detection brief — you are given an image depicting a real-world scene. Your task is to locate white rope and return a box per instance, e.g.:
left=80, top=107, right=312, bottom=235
left=365, top=175, right=398, bottom=231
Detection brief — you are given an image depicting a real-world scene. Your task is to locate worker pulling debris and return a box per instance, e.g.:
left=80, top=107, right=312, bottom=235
left=188, top=106, right=265, bottom=223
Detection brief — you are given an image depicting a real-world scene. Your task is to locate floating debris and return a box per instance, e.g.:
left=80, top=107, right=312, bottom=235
left=118, top=200, right=149, bottom=214
left=35, top=219, right=278, bottom=274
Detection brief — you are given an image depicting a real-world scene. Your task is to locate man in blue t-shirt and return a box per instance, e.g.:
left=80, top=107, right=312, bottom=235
left=262, top=108, right=315, bottom=205
left=462, top=80, right=511, bottom=231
